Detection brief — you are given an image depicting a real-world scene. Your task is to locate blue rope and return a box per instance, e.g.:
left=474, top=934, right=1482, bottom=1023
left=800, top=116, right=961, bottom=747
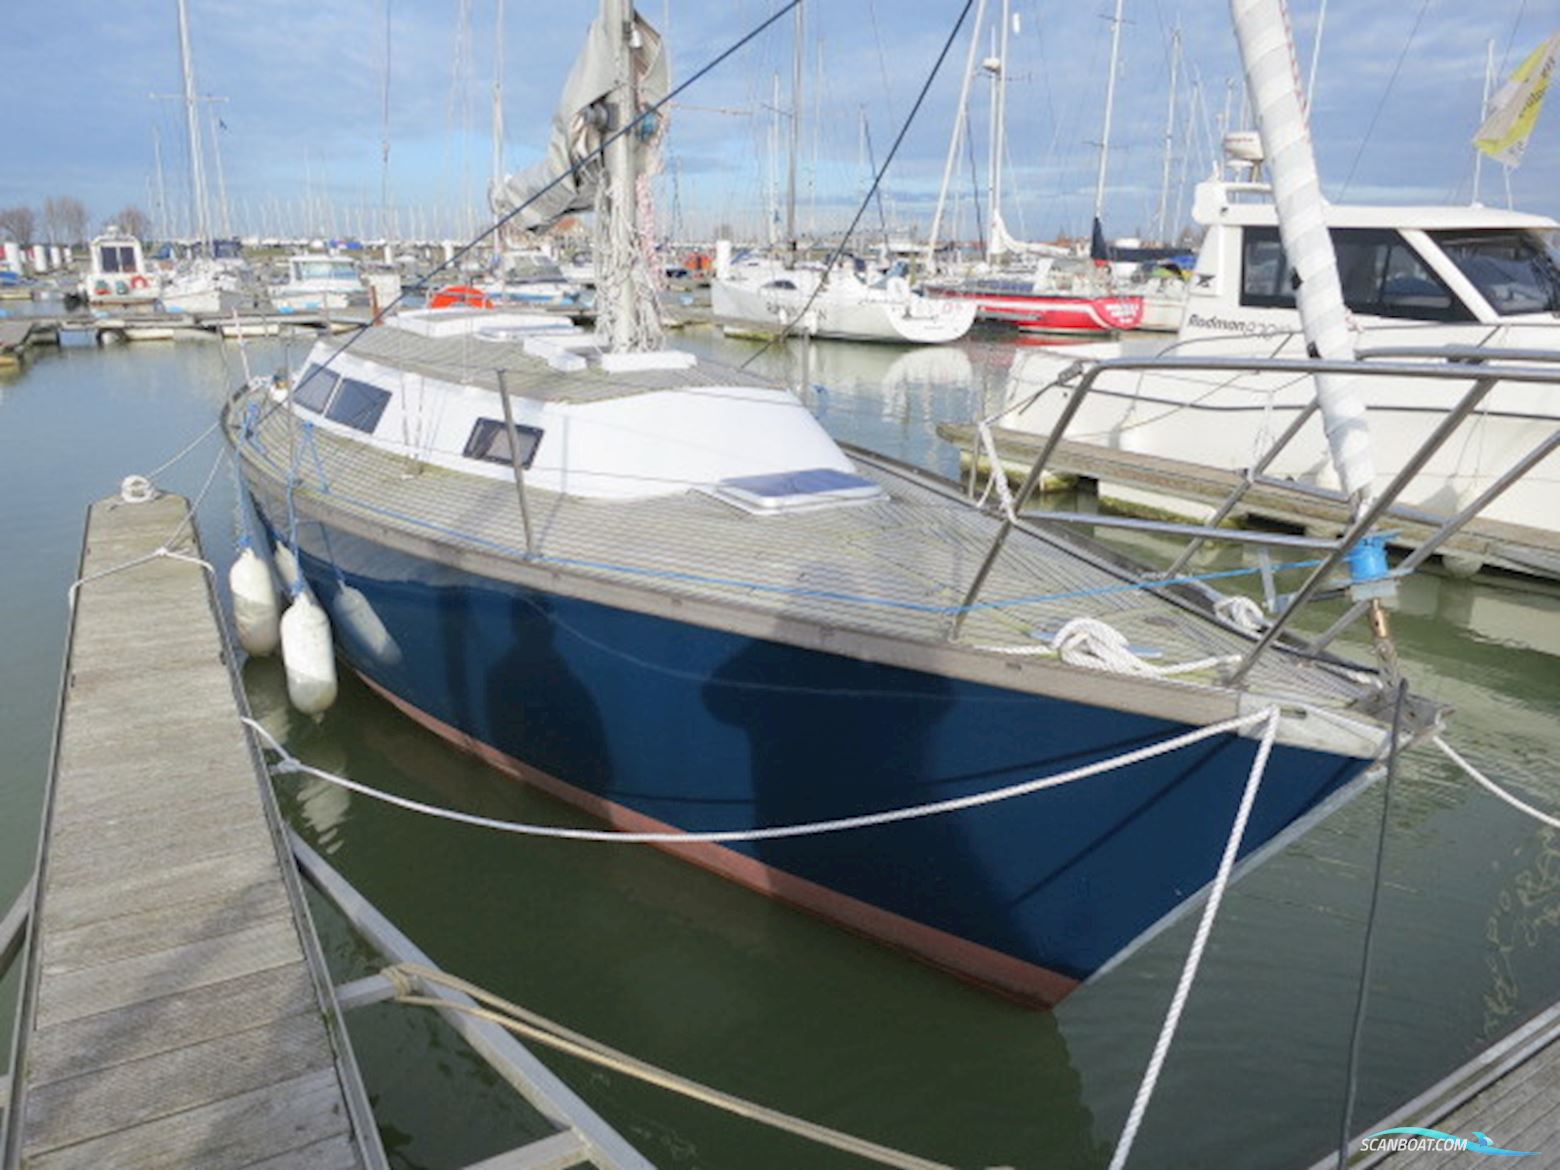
left=243, top=433, right=1324, bottom=618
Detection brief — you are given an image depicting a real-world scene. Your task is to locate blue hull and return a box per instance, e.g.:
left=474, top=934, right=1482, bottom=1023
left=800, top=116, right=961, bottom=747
left=259, top=505, right=1367, bottom=1001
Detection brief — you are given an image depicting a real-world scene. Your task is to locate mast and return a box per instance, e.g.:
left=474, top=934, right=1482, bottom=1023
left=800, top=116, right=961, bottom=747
left=176, top=0, right=212, bottom=250
left=1474, top=38, right=1494, bottom=204
left=991, top=0, right=1010, bottom=250
left=1304, top=0, right=1327, bottom=110
left=153, top=126, right=170, bottom=243
left=928, top=0, right=989, bottom=270
left=1092, top=0, right=1125, bottom=226
left=1230, top=0, right=1374, bottom=507
left=491, top=0, right=506, bottom=191
left=985, top=21, right=999, bottom=260
left=380, top=0, right=392, bottom=240
left=1155, top=25, right=1180, bottom=244
left=208, top=103, right=233, bottom=239
left=786, top=0, right=803, bottom=262
left=597, top=0, right=659, bottom=351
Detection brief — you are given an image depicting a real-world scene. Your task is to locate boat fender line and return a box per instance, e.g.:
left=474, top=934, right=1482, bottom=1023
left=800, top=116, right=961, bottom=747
left=1052, top=617, right=1239, bottom=677
left=1107, top=708, right=1280, bottom=1170
left=239, top=706, right=1278, bottom=844
left=382, top=962, right=972, bottom=1170
left=1435, top=736, right=1560, bottom=831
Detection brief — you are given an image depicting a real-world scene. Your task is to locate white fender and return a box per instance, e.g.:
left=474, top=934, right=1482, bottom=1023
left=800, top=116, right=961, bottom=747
left=229, top=545, right=280, bottom=656
left=280, top=591, right=338, bottom=715
left=330, top=583, right=403, bottom=667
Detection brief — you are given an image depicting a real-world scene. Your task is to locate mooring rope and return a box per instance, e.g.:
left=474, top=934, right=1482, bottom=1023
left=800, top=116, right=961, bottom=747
left=1434, top=735, right=1560, bottom=831
left=66, top=447, right=229, bottom=609
left=1106, top=707, right=1280, bottom=1170
left=242, top=708, right=1278, bottom=845
left=383, top=963, right=966, bottom=1170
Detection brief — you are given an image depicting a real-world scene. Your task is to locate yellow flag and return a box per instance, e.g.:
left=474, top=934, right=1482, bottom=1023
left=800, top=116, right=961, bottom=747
left=1474, top=34, right=1560, bottom=167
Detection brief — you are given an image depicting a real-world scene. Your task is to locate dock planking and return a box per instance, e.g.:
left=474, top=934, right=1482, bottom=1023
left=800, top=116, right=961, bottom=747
left=940, top=420, right=1560, bottom=580
left=1313, top=1001, right=1560, bottom=1169
left=4, top=493, right=376, bottom=1169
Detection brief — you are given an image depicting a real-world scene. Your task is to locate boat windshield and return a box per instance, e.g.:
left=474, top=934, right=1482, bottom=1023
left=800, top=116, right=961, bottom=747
left=1429, top=229, right=1560, bottom=316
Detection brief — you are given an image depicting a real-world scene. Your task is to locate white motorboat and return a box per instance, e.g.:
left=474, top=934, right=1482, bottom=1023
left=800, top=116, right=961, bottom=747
left=996, top=174, right=1560, bottom=544
left=81, top=230, right=161, bottom=308
left=271, top=255, right=366, bottom=312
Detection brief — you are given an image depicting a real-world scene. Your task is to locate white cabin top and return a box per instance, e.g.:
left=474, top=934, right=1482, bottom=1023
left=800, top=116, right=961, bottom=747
left=279, top=308, right=875, bottom=510
left=1179, top=180, right=1560, bottom=334
left=1193, top=180, right=1560, bottom=233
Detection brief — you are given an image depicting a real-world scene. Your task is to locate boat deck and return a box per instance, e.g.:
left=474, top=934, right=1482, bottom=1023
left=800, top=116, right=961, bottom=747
left=4, top=494, right=377, bottom=1170
left=238, top=373, right=1380, bottom=736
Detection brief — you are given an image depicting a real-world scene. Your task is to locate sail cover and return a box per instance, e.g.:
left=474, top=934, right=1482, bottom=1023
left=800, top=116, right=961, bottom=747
left=489, top=9, right=668, bottom=232
left=1230, top=0, right=1375, bottom=504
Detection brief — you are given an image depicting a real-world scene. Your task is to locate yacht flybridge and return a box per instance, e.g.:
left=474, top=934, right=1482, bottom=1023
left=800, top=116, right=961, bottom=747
left=996, top=176, right=1560, bottom=562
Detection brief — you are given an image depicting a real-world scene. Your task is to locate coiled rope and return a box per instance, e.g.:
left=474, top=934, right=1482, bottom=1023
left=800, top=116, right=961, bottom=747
left=382, top=963, right=968, bottom=1170
left=242, top=708, right=1277, bottom=844
left=68, top=445, right=229, bottom=609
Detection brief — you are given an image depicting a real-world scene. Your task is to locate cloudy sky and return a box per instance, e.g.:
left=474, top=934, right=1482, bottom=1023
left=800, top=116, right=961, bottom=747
left=1, top=0, right=1555, bottom=243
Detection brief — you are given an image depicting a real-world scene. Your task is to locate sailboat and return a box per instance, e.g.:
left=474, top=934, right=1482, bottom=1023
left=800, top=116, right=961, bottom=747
left=920, top=0, right=1146, bottom=336
left=157, top=0, right=239, bottom=315
left=708, top=4, right=976, bottom=345
left=229, top=0, right=1427, bottom=1005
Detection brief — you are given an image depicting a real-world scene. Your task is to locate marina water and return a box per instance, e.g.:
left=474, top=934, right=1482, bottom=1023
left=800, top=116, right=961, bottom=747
left=1, top=327, right=1557, bottom=1168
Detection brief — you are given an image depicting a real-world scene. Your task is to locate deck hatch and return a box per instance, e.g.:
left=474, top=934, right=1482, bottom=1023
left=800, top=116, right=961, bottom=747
left=704, top=467, right=885, bottom=515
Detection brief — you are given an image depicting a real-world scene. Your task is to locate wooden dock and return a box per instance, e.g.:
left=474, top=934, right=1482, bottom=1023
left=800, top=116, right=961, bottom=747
left=2, top=493, right=380, bottom=1169
left=1317, top=1000, right=1560, bottom=1167
left=939, top=420, right=1560, bottom=581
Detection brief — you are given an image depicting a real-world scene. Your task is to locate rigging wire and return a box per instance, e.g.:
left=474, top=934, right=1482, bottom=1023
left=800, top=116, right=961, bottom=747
left=250, top=0, right=805, bottom=430
left=1333, top=682, right=1410, bottom=1169
left=1337, top=0, right=1434, bottom=199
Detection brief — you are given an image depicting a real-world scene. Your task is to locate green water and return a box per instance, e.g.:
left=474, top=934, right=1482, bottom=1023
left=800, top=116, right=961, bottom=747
left=1, top=329, right=1557, bottom=1169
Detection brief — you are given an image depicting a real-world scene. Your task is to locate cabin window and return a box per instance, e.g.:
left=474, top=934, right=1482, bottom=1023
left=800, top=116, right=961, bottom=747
left=761, top=279, right=798, bottom=291
left=1430, top=229, right=1560, bottom=316
left=293, top=364, right=338, bottom=413
left=99, top=246, right=136, bottom=274
left=325, top=378, right=391, bottom=432
left=1240, top=226, right=1472, bottom=322
left=463, top=418, right=543, bottom=469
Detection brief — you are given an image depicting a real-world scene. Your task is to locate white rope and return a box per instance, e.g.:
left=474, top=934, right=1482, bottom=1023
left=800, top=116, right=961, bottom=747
left=68, top=549, right=216, bottom=610
left=144, top=418, right=223, bottom=479
left=388, top=963, right=960, bottom=1170
left=974, top=418, right=1018, bottom=521
left=119, top=475, right=157, bottom=504
left=1434, top=736, right=1560, bottom=831
left=1052, top=617, right=1238, bottom=677
left=242, top=708, right=1278, bottom=844
left=1107, top=707, right=1281, bottom=1170
left=70, top=447, right=228, bottom=609
left=1214, top=594, right=1268, bottom=634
